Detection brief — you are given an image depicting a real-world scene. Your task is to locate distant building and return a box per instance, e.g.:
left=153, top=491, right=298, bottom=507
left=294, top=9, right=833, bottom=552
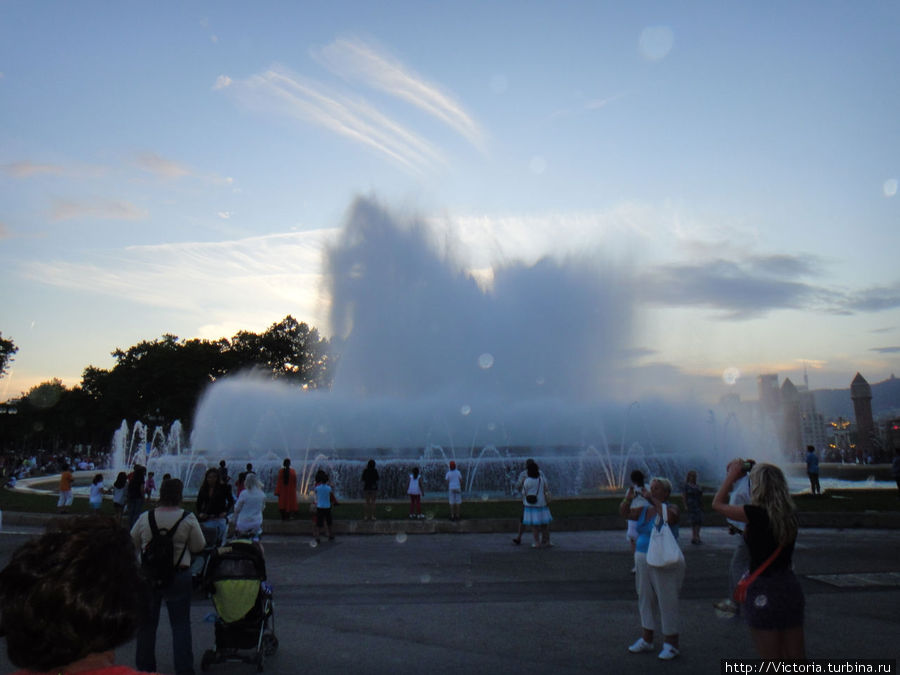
left=758, top=374, right=780, bottom=417
left=780, top=378, right=803, bottom=458
left=850, top=373, right=876, bottom=461
left=798, top=388, right=827, bottom=456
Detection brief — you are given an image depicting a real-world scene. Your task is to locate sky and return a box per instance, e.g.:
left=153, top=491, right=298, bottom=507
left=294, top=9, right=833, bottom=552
left=1, top=1, right=899, bottom=406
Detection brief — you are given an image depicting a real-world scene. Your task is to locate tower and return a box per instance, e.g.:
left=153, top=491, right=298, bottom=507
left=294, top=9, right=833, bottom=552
left=780, top=378, right=803, bottom=458
left=850, top=372, right=875, bottom=461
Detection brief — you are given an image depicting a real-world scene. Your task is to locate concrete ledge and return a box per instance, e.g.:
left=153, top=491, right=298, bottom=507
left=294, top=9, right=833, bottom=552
left=2, top=510, right=898, bottom=533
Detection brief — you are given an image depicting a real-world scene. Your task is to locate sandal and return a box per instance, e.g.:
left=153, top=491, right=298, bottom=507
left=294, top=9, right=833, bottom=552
left=512, top=538, right=521, bottom=545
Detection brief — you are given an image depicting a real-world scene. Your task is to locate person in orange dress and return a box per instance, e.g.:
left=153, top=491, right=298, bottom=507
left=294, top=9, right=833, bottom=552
left=274, top=458, right=298, bottom=520
left=57, top=464, right=75, bottom=513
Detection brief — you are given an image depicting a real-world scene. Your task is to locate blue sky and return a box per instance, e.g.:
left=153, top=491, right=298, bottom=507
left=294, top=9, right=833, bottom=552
left=1, top=1, right=898, bottom=404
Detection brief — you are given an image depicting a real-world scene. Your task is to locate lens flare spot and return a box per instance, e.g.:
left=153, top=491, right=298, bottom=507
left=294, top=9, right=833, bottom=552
left=481, top=493, right=490, bottom=501
left=309, top=539, right=318, bottom=549
left=639, top=26, right=675, bottom=61
left=419, top=573, right=432, bottom=584
left=722, top=367, right=741, bottom=386
left=460, top=404, right=471, bottom=416
left=395, top=532, right=408, bottom=544
left=884, top=178, right=898, bottom=197
left=528, top=156, right=547, bottom=175
left=478, top=353, right=494, bottom=369
left=385, top=505, right=393, bottom=513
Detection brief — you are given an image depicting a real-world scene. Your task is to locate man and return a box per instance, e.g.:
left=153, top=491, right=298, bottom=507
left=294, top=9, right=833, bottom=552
left=57, top=463, right=74, bottom=513
left=805, top=445, right=820, bottom=495
left=712, top=467, right=751, bottom=616
left=131, top=478, right=206, bottom=675
left=445, top=460, right=463, bottom=521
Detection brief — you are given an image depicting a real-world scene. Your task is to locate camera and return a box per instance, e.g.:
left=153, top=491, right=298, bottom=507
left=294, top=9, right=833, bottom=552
left=741, top=459, right=756, bottom=473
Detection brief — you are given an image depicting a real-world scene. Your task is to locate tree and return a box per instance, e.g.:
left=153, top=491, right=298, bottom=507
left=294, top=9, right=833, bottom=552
left=0, top=332, right=18, bottom=379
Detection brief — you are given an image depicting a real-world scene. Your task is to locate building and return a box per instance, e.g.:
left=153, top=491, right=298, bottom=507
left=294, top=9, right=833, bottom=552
left=850, top=373, right=876, bottom=461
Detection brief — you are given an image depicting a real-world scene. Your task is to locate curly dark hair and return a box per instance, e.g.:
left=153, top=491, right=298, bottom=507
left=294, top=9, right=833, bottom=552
left=0, top=516, right=146, bottom=671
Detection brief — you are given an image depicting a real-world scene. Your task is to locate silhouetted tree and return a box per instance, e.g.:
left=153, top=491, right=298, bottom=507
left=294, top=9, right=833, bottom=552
left=0, top=333, right=17, bottom=379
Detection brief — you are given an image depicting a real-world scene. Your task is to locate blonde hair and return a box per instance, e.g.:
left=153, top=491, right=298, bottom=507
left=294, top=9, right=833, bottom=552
left=749, top=463, right=797, bottom=545
left=650, top=477, right=672, bottom=498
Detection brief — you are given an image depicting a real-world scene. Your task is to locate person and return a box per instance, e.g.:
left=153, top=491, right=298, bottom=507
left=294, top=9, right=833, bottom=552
left=145, top=471, right=157, bottom=501
left=312, top=470, right=338, bottom=542
left=0, top=515, right=154, bottom=675
left=620, top=477, right=684, bottom=660
left=712, top=465, right=752, bottom=617
left=235, top=462, right=254, bottom=497
left=217, top=459, right=229, bottom=485
left=445, top=460, right=463, bottom=521
left=89, top=473, right=105, bottom=511
left=893, top=447, right=900, bottom=499
left=712, top=460, right=806, bottom=659
left=520, top=461, right=552, bottom=548
left=274, top=458, right=298, bottom=520
left=681, top=470, right=704, bottom=544
left=805, top=446, right=821, bottom=495
left=132, top=478, right=206, bottom=675
left=625, top=469, right=649, bottom=571
left=57, top=463, right=75, bottom=513
left=232, top=472, right=266, bottom=542
left=112, top=471, right=128, bottom=525
left=361, top=459, right=379, bottom=521
left=195, top=467, right=234, bottom=546
left=512, top=459, right=549, bottom=546
left=407, top=466, right=425, bottom=519
left=126, top=465, right=146, bottom=530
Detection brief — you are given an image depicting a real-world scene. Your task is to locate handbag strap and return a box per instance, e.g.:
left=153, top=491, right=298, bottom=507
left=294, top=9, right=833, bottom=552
left=746, top=545, right=783, bottom=585
left=655, top=503, right=668, bottom=529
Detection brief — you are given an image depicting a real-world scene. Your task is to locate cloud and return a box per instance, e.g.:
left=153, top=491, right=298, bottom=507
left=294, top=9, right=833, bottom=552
left=636, top=256, right=826, bottom=318
left=50, top=198, right=148, bottom=222
left=22, top=229, right=336, bottom=330
left=870, top=346, right=900, bottom=354
left=841, top=282, right=900, bottom=313
left=0, top=222, right=8, bottom=239
left=226, top=65, right=444, bottom=173
left=213, top=75, right=232, bottom=90
left=4, top=162, right=65, bottom=178
left=313, top=37, right=485, bottom=151
left=134, top=153, right=191, bottom=179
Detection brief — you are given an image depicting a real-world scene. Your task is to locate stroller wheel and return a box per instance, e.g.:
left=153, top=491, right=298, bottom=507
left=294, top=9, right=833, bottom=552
left=201, top=649, right=216, bottom=671
left=262, top=633, right=279, bottom=656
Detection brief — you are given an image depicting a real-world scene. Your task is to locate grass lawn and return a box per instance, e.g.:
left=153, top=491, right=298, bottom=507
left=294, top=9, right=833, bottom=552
left=2, top=487, right=896, bottom=520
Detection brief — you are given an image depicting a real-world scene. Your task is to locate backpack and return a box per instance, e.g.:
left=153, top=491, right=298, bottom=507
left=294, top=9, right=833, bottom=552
left=141, top=509, right=189, bottom=589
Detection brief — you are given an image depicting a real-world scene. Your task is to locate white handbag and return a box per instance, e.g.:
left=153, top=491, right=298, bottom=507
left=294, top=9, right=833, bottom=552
left=646, top=504, right=684, bottom=568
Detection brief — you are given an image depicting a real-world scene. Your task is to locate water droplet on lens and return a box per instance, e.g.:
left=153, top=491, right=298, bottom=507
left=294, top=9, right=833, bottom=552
left=478, top=353, right=494, bottom=369
left=486, top=422, right=496, bottom=431
left=317, top=425, right=327, bottom=434
left=481, top=493, right=489, bottom=501
left=395, top=532, right=407, bottom=544
left=722, top=367, right=740, bottom=386
left=420, top=573, right=431, bottom=584
left=884, top=178, right=898, bottom=197
left=754, top=594, right=768, bottom=608
left=528, top=156, right=546, bottom=175
left=385, top=505, right=392, bottom=512
left=309, top=540, right=318, bottom=549
left=460, top=405, right=471, bottom=416
left=638, top=26, right=674, bottom=61
left=536, top=376, right=545, bottom=386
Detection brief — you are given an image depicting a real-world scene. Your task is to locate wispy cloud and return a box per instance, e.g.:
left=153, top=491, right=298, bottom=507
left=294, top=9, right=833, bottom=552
left=50, top=198, right=148, bottom=222
left=134, top=153, right=191, bottom=179
left=3, top=161, right=65, bottom=178
left=870, top=346, right=900, bottom=354
left=313, top=37, right=485, bottom=151
left=841, top=282, right=900, bottom=313
left=226, top=65, right=444, bottom=173
left=22, top=230, right=336, bottom=331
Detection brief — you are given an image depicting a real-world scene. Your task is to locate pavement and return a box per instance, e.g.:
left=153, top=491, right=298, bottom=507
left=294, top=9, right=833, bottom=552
left=0, top=518, right=898, bottom=674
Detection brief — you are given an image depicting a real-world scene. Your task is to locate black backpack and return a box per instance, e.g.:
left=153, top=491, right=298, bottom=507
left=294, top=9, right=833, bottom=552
left=141, top=509, right=189, bottom=589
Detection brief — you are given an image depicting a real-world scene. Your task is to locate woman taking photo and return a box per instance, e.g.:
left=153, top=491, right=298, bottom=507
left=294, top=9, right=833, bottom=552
left=619, top=477, right=684, bottom=660
left=712, top=459, right=805, bottom=659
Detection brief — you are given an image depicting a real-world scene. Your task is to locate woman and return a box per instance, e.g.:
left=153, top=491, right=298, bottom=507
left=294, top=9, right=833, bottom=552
left=112, top=471, right=128, bottom=525
left=620, top=477, right=684, bottom=660
left=625, top=469, right=649, bottom=572
left=232, top=472, right=266, bottom=542
left=681, top=470, right=704, bottom=545
left=195, top=467, right=234, bottom=546
left=274, top=458, right=298, bottom=521
left=0, top=516, right=153, bottom=675
left=521, top=461, right=552, bottom=548
left=712, top=460, right=805, bottom=659
left=361, top=459, right=379, bottom=521
left=126, top=465, right=146, bottom=530
left=132, top=478, right=206, bottom=675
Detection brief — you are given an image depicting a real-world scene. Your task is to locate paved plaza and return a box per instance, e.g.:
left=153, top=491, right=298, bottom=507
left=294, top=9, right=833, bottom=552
left=0, top=522, right=898, bottom=674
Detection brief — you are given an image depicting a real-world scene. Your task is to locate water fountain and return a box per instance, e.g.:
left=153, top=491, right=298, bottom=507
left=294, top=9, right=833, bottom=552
left=114, top=197, right=738, bottom=498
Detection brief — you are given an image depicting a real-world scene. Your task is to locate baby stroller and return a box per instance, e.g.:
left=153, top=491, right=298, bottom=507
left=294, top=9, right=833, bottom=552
left=201, top=539, right=278, bottom=672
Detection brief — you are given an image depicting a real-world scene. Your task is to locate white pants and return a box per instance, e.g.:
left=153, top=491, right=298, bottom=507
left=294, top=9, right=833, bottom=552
left=634, top=551, right=685, bottom=636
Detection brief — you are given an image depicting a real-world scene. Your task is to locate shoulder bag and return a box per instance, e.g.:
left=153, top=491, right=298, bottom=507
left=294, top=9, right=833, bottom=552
left=646, top=504, right=684, bottom=568
left=733, top=545, right=783, bottom=603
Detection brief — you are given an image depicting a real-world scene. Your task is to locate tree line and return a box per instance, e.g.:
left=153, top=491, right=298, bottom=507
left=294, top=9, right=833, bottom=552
left=0, top=316, right=334, bottom=453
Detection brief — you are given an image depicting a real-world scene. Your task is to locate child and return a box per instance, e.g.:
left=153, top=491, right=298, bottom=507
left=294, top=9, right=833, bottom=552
left=407, top=467, right=425, bottom=519
left=112, top=471, right=128, bottom=524
left=88, top=474, right=105, bottom=511
left=144, top=471, right=156, bottom=501
left=312, top=470, right=337, bottom=542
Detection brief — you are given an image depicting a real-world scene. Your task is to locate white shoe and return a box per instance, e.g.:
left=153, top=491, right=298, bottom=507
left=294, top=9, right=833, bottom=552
left=658, top=643, right=680, bottom=660
left=628, top=638, right=654, bottom=653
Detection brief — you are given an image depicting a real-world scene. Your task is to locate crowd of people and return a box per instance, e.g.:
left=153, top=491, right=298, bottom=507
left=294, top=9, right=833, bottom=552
left=0, top=452, right=830, bottom=671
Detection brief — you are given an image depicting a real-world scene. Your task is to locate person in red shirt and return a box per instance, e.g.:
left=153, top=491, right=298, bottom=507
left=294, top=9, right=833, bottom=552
left=57, top=464, right=75, bottom=514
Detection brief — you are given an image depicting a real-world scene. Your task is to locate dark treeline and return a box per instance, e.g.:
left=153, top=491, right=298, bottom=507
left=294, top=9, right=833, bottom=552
left=0, top=316, right=334, bottom=454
